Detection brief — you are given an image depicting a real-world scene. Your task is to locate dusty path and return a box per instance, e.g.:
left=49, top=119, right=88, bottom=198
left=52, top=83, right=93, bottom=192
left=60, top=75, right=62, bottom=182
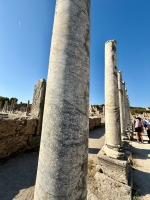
left=131, top=130, right=150, bottom=200
left=0, top=126, right=150, bottom=200
left=0, top=127, right=104, bottom=200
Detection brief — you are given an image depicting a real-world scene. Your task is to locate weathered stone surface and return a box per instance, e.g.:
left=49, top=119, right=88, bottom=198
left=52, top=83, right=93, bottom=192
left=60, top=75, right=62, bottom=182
left=89, top=117, right=101, bottom=130
left=0, top=117, right=37, bottom=158
left=87, top=189, right=99, bottom=200
left=118, top=71, right=126, bottom=137
left=31, top=78, right=46, bottom=135
left=95, top=172, right=132, bottom=200
left=104, top=40, right=124, bottom=159
left=0, top=118, right=37, bottom=139
left=97, top=151, right=129, bottom=184
left=34, top=0, right=90, bottom=199
left=0, top=135, right=28, bottom=158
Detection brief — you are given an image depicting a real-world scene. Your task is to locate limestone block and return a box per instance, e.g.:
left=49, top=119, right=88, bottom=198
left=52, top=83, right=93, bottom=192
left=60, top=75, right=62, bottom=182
left=97, top=151, right=129, bottom=184
left=31, top=79, right=46, bottom=135
left=0, top=117, right=37, bottom=158
left=95, top=172, right=132, bottom=200
left=0, top=118, right=37, bottom=139
left=87, top=189, right=99, bottom=200
left=0, top=135, right=28, bottom=158
left=89, top=117, right=101, bottom=130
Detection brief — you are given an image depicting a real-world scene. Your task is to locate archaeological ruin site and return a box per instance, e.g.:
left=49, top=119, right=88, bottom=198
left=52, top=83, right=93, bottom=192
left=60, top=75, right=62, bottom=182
left=0, top=1, right=150, bottom=200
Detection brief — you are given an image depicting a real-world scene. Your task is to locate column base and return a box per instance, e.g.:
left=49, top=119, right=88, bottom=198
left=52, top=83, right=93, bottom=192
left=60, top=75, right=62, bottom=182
left=102, top=144, right=125, bottom=159
left=95, top=150, right=133, bottom=200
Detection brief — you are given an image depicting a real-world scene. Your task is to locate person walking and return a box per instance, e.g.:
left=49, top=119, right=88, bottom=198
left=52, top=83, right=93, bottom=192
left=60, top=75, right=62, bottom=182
left=146, top=119, right=150, bottom=143
left=133, top=116, right=144, bottom=143
left=142, top=118, right=148, bottom=130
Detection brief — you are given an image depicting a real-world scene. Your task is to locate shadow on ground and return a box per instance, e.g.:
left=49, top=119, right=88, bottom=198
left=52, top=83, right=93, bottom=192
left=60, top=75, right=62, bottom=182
left=132, top=167, right=150, bottom=197
left=0, top=150, right=39, bottom=200
left=88, top=148, right=100, bottom=154
left=132, top=145, right=150, bottom=159
left=89, top=125, right=105, bottom=139
left=0, top=126, right=105, bottom=200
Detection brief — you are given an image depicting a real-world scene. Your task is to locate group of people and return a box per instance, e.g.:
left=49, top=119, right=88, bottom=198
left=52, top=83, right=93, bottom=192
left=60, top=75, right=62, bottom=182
left=133, top=116, right=150, bottom=143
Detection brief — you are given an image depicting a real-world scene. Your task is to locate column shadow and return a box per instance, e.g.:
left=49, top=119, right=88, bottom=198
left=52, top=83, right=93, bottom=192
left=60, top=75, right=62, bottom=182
left=132, top=167, right=150, bottom=197
left=88, top=148, right=101, bottom=154
left=89, top=126, right=105, bottom=139
left=0, top=150, right=39, bottom=200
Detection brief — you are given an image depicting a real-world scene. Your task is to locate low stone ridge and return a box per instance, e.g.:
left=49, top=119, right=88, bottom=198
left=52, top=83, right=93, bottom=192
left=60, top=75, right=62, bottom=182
left=0, top=117, right=37, bottom=158
left=0, top=114, right=101, bottom=158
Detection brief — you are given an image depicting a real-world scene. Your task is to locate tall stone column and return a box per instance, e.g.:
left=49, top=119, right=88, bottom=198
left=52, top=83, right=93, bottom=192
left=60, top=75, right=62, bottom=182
left=26, top=100, right=30, bottom=116
left=118, top=71, right=126, bottom=137
left=95, top=41, right=132, bottom=200
left=31, top=79, right=46, bottom=135
left=0, top=101, right=2, bottom=111
left=126, top=95, right=131, bottom=126
left=12, top=98, right=16, bottom=112
left=10, top=100, right=13, bottom=113
left=122, top=81, right=126, bottom=129
left=34, top=0, right=90, bottom=200
left=4, top=101, right=8, bottom=113
left=125, top=89, right=129, bottom=129
left=103, top=40, right=123, bottom=159
left=103, top=105, right=105, bottom=116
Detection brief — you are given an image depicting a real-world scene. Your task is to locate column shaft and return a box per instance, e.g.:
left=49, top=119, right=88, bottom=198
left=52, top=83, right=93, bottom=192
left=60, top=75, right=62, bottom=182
left=34, top=0, right=90, bottom=199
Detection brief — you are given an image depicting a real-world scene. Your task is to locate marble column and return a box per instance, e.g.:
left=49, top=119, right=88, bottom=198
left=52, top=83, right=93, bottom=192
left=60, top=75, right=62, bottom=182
left=34, top=0, right=90, bottom=199
left=118, top=71, right=126, bottom=136
left=10, top=100, right=14, bottom=113
left=4, top=101, right=8, bottom=113
left=12, top=98, right=16, bottom=112
left=103, top=105, right=105, bottom=116
left=125, top=89, right=131, bottom=129
left=0, top=101, right=2, bottom=111
left=103, top=40, right=124, bottom=159
left=95, top=42, right=132, bottom=200
left=26, top=100, right=30, bottom=116
left=126, top=95, right=131, bottom=126
left=122, top=81, right=126, bottom=128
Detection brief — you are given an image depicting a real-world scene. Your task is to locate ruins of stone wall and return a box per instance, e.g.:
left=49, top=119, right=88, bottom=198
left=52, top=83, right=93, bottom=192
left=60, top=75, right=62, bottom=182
left=31, top=79, right=46, bottom=135
left=0, top=117, right=39, bottom=158
left=89, top=105, right=103, bottom=116
left=89, top=116, right=101, bottom=130
left=0, top=115, right=101, bottom=158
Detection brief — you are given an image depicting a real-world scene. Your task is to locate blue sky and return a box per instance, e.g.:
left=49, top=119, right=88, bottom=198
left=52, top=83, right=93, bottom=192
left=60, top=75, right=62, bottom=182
left=0, top=0, right=150, bottom=107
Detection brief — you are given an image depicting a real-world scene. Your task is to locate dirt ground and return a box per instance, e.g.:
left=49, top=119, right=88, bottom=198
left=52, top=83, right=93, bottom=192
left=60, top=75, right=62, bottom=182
left=131, top=130, right=150, bottom=200
left=0, top=126, right=150, bottom=200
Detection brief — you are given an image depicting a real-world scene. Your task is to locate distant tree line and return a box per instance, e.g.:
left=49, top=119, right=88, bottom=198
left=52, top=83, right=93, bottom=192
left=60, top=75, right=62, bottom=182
left=0, top=96, right=18, bottom=107
left=0, top=96, right=32, bottom=110
left=130, top=106, right=150, bottom=115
